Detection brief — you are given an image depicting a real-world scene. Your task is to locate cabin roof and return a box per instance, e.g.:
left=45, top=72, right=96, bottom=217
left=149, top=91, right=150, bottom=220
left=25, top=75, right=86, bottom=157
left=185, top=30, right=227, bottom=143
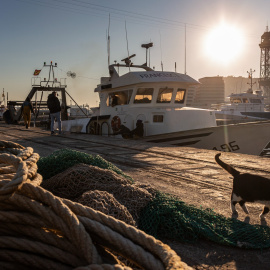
left=109, top=71, right=199, bottom=88
left=228, top=92, right=264, bottom=99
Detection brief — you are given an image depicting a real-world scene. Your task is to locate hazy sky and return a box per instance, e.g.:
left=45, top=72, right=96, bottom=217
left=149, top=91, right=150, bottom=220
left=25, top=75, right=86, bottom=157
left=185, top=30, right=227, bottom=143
left=1, top=0, right=269, bottom=106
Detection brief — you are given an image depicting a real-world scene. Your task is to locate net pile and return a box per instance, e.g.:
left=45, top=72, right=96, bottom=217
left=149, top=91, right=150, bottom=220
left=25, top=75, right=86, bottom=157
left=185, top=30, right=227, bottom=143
left=41, top=163, right=154, bottom=225
left=37, top=148, right=133, bottom=182
left=139, top=192, right=270, bottom=249
left=0, top=140, right=189, bottom=269
left=76, top=190, right=136, bottom=226
left=39, top=148, right=270, bottom=250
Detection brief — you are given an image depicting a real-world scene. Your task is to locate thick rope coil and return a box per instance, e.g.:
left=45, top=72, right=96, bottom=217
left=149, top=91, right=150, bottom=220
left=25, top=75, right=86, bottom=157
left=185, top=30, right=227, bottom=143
left=0, top=140, right=191, bottom=270
left=0, top=140, right=25, bottom=150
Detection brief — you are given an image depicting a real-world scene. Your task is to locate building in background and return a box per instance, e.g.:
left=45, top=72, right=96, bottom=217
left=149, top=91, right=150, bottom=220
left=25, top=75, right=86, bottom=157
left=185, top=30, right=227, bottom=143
left=189, top=76, right=225, bottom=109
left=223, top=76, right=260, bottom=98
left=187, top=75, right=265, bottom=110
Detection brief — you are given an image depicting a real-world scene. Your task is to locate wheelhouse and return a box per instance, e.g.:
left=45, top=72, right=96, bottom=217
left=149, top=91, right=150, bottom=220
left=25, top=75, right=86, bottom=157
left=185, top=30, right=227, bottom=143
left=104, top=87, right=187, bottom=108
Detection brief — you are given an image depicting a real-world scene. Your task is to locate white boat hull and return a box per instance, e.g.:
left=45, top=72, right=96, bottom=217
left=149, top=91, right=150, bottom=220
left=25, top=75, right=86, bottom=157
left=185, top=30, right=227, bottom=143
left=61, top=117, right=270, bottom=156
left=144, top=120, right=270, bottom=156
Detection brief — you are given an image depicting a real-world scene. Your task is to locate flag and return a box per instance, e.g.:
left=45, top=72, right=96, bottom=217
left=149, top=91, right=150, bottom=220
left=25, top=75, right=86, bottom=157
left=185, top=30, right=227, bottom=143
left=33, top=69, right=41, bottom=76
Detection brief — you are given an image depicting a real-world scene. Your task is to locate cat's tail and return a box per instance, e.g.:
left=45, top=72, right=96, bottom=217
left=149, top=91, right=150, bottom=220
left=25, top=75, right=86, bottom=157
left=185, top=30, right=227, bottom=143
left=215, top=153, right=240, bottom=177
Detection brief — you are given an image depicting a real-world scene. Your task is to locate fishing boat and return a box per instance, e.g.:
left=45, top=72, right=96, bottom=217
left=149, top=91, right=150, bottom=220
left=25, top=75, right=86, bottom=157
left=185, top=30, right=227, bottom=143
left=61, top=43, right=270, bottom=156
left=213, top=88, right=270, bottom=125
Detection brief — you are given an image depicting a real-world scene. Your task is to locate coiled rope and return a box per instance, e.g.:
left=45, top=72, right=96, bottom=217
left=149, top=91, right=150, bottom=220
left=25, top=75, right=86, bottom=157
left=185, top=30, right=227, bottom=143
left=0, top=140, right=190, bottom=270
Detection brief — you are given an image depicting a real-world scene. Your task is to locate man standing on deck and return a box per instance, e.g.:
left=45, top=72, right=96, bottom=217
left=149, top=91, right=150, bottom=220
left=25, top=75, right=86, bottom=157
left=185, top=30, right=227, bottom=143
left=47, top=91, right=61, bottom=135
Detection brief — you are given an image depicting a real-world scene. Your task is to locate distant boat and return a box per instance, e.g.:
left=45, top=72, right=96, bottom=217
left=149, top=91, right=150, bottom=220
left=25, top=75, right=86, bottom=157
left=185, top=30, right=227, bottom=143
left=213, top=89, right=270, bottom=124
left=60, top=42, right=270, bottom=156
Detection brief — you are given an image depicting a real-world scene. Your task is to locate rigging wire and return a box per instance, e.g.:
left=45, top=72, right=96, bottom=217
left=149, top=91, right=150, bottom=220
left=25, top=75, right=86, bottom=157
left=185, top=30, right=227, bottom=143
left=125, top=21, right=131, bottom=72
left=8, top=0, right=261, bottom=38
left=9, top=0, right=196, bottom=34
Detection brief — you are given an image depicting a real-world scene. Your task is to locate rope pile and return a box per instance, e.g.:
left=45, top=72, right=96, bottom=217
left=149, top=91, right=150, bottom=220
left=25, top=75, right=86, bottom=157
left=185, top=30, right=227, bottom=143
left=0, top=140, right=189, bottom=269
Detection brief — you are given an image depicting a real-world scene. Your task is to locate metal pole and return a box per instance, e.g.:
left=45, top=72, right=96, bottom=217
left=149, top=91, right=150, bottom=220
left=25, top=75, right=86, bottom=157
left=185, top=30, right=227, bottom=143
left=64, top=89, right=89, bottom=117
left=185, top=23, right=187, bottom=74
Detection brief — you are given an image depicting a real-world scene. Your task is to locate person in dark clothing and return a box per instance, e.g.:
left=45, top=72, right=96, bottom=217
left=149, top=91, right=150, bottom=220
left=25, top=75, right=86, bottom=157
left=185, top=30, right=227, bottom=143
left=113, top=120, right=144, bottom=139
left=130, top=119, right=144, bottom=137
left=3, top=110, right=12, bottom=124
left=47, top=91, right=62, bottom=135
left=21, top=97, right=34, bottom=129
left=111, top=94, right=119, bottom=107
left=113, top=124, right=132, bottom=138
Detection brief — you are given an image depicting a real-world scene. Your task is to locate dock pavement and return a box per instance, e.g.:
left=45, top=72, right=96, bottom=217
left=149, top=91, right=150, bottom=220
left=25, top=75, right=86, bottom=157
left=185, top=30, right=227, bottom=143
left=0, top=122, right=270, bottom=269
left=0, top=122, right=269, bottom=223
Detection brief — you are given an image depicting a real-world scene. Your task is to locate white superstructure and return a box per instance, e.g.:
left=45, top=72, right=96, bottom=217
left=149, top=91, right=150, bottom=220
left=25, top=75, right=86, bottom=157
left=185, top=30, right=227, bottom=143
left=92, top=68, right=216, bottom=137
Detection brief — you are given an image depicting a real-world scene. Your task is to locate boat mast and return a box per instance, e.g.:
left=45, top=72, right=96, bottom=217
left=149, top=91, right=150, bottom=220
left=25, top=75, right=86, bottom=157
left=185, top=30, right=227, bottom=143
left=185, top=23, right=187, bottom=74
left=247, top=69, right=256, bottom=91
left=107, top=14, right=111, bottom=70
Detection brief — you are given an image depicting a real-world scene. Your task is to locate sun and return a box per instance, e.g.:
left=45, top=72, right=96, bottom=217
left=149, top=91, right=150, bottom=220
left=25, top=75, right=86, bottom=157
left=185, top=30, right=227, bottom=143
left=204, top=23, right=244, bottom=64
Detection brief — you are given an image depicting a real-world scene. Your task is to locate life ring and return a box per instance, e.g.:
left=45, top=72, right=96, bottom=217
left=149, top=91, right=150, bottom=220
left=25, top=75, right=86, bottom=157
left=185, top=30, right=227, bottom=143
left=111, top=116, right=121, bottom=131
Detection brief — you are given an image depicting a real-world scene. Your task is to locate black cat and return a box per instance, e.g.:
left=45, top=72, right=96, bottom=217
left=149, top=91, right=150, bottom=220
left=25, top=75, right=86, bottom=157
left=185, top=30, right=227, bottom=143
left=215, top=153, right=270, bottom=220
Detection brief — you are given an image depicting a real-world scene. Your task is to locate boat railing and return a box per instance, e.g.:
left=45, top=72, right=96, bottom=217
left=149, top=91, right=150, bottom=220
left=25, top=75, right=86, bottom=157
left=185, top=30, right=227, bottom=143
left=219, top=103, right=265, bottom=112
left=211, top=103, right=228, bottom=110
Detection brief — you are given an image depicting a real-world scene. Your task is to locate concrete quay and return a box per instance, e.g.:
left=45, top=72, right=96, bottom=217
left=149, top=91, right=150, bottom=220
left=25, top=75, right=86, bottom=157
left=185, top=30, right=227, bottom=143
left=0, top=123, right=270, bottom=223
left=0, top=122, right=270, bottom=269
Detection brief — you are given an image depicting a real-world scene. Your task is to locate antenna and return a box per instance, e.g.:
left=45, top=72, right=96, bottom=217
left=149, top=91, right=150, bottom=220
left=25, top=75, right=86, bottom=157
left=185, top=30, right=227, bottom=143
left=149, top=39, right=152, bottom=67
left=141, top=42, right=153, bottom=67
left=247, top=68, right=256, bottom=91
left=107, top=14, right=111, bottom=68
left=159, top=30, right=163, bottom=71
left=121, top=54, right=136, bottom=66
left=125, top=21, right=131, bottom=71
left=185, top=23, right=187, bottom=74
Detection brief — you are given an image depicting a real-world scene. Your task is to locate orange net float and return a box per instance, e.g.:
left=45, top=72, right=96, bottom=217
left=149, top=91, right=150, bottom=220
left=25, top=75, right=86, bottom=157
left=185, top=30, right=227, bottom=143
left=111, top=116, right=121, bottom=132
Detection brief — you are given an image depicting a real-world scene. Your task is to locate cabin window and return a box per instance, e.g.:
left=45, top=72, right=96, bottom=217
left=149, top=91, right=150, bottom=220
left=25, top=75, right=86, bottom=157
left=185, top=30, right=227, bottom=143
left=242, top=98, right=249, bottom=103
left=153, top=115, right=164, bottom=123
left=134, top=88, right=153, bottom=103
left=175, top=89, right=186, bottom=103
left=157, top=88, right=173, bottom=103
left=106, top=89, right=133, bottom=107
left=231, top=98, right=241, bottom=103
left=250, top=99, right=262, bottom=104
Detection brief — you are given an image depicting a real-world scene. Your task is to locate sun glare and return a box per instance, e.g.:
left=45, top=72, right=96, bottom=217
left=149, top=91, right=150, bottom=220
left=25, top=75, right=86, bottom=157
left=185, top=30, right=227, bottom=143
left=204, top=23, right=244, bottom=64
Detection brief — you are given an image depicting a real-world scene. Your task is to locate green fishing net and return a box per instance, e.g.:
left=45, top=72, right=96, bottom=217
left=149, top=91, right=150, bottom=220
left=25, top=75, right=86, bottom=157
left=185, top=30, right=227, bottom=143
left=139, top=192, right=270, bottom=249
left=37, top=148, right=133, bottom=183
left=37, top=149, right=270, bottom=249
